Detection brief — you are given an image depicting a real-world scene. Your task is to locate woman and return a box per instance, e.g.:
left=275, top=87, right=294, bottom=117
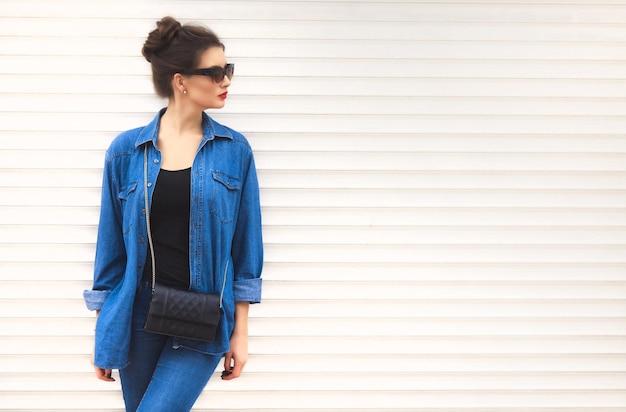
left=83, top=16, right=263, bottom=411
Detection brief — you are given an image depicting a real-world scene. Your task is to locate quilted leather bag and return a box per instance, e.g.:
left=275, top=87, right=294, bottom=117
left=141, top=145, right=222, bottom=342
left=144, top=283, right=220, bottom=342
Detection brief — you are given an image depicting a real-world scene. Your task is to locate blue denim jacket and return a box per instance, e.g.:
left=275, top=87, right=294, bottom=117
left=83, top=109, right=263, bottom=369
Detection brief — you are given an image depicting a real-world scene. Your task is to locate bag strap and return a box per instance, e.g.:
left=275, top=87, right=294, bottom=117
left=144, top=145, right=157, bottom=293
left=143, top=145, right=226, bottom=307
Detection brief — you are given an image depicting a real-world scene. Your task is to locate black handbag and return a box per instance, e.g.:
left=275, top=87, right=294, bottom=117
left=144, top=284, right=221, bottom=342
left=142, top=145, right=222, bottom=342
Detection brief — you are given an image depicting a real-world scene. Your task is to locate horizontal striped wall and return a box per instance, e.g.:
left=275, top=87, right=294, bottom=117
left=0, top=0, right=626, bottom=410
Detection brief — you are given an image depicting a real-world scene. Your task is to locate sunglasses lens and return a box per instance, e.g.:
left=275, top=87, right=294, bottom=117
left=211, top=69, right=224, bottom=83
left=213, top=65, right=234, bottom=83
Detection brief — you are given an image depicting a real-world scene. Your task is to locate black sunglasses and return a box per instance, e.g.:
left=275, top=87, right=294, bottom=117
left=182, top=64, right=234, bottom=83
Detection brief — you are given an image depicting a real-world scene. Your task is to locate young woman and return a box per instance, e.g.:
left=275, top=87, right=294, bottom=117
left=83, top=16, right=263, bottom=411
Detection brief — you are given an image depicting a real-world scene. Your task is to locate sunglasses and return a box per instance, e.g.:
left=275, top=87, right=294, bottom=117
left=182, top=63, right=235, bottom=83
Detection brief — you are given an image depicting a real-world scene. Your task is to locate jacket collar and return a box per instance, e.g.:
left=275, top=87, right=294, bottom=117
left=134, top=108, right=234, bottom=148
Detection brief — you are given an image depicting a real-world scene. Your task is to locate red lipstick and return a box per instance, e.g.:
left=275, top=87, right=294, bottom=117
left=219, top=92, right=228, bottom=99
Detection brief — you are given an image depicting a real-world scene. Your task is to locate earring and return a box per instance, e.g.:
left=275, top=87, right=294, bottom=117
left=183, top=89, right=187, bottom=94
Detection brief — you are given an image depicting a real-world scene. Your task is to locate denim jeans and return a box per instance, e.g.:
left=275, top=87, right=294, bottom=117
left=119, top=281, right=223, bottom=412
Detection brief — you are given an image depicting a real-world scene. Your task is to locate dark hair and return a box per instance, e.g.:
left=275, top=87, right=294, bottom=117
left=142, top=16, right=225, bottom=98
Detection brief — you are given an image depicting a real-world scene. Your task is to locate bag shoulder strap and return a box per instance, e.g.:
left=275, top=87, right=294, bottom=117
left=143, top=145, right=226, bottom=307
left=144, top=145, right=157, bottom=293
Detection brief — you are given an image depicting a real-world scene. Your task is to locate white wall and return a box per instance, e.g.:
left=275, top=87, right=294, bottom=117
left=1, top=0, right=626, bottom=410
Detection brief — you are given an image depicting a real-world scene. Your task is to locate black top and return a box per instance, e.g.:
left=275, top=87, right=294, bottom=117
left=142, top=168, right=192, bottom=290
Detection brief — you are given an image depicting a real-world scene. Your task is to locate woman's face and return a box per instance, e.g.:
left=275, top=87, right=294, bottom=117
left=183, top=46, right=232, bottom=110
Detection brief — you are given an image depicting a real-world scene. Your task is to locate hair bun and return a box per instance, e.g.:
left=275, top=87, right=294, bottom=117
left=142, top=16, right=182, bottom=62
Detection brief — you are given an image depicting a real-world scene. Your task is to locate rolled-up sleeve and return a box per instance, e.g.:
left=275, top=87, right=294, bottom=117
left=83, top=289, right=112, bottom=311
left=83, top=150, right=126, bottom=311
left=234, top=278, right=262, bottom=303
left=231, top=152, right=263, bottom=303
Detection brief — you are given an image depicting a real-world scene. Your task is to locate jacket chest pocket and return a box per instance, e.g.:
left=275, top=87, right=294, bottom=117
left=118, top=181, right=139, bottom=234
left=210, top=170, right=240, bottom=224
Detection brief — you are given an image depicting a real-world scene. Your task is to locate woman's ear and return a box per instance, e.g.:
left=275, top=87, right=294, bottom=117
left=172, top=73, right=186, bottom=95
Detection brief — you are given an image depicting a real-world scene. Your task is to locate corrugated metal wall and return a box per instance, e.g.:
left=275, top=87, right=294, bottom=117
left=1, top=0, right=626, bottom=410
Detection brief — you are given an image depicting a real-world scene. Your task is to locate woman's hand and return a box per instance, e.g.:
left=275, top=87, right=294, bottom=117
left=91, top=350, right=115, bottom=382
left=222, top=302, right=249, bottom=380
left=92, top=310, right=115, bottom=381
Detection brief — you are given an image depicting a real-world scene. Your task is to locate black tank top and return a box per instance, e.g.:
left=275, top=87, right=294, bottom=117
left=142, top=168, right=191, bottom=290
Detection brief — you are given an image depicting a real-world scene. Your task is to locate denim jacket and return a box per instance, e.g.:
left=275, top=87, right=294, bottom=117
left=83, top=109, right=263, bottom=369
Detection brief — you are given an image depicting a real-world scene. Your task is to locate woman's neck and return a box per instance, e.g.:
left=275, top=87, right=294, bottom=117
left=160, top=101, right=203, bottom=137
left=156, top=102, right=205, bottom=170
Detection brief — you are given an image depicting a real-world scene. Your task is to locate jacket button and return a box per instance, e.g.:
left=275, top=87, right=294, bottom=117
left=154, top=159, right=159, bottom=164
left=147, top=182, right=152, bottom=187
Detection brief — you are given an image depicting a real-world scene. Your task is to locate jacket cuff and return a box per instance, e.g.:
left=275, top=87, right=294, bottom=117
left=83, top=289, right=111, bottom=311
left=233, top=278, right=262, bottom=303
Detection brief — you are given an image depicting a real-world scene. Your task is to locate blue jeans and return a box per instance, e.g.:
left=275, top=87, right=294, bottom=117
left=119, top=281, right=223, bottom=412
